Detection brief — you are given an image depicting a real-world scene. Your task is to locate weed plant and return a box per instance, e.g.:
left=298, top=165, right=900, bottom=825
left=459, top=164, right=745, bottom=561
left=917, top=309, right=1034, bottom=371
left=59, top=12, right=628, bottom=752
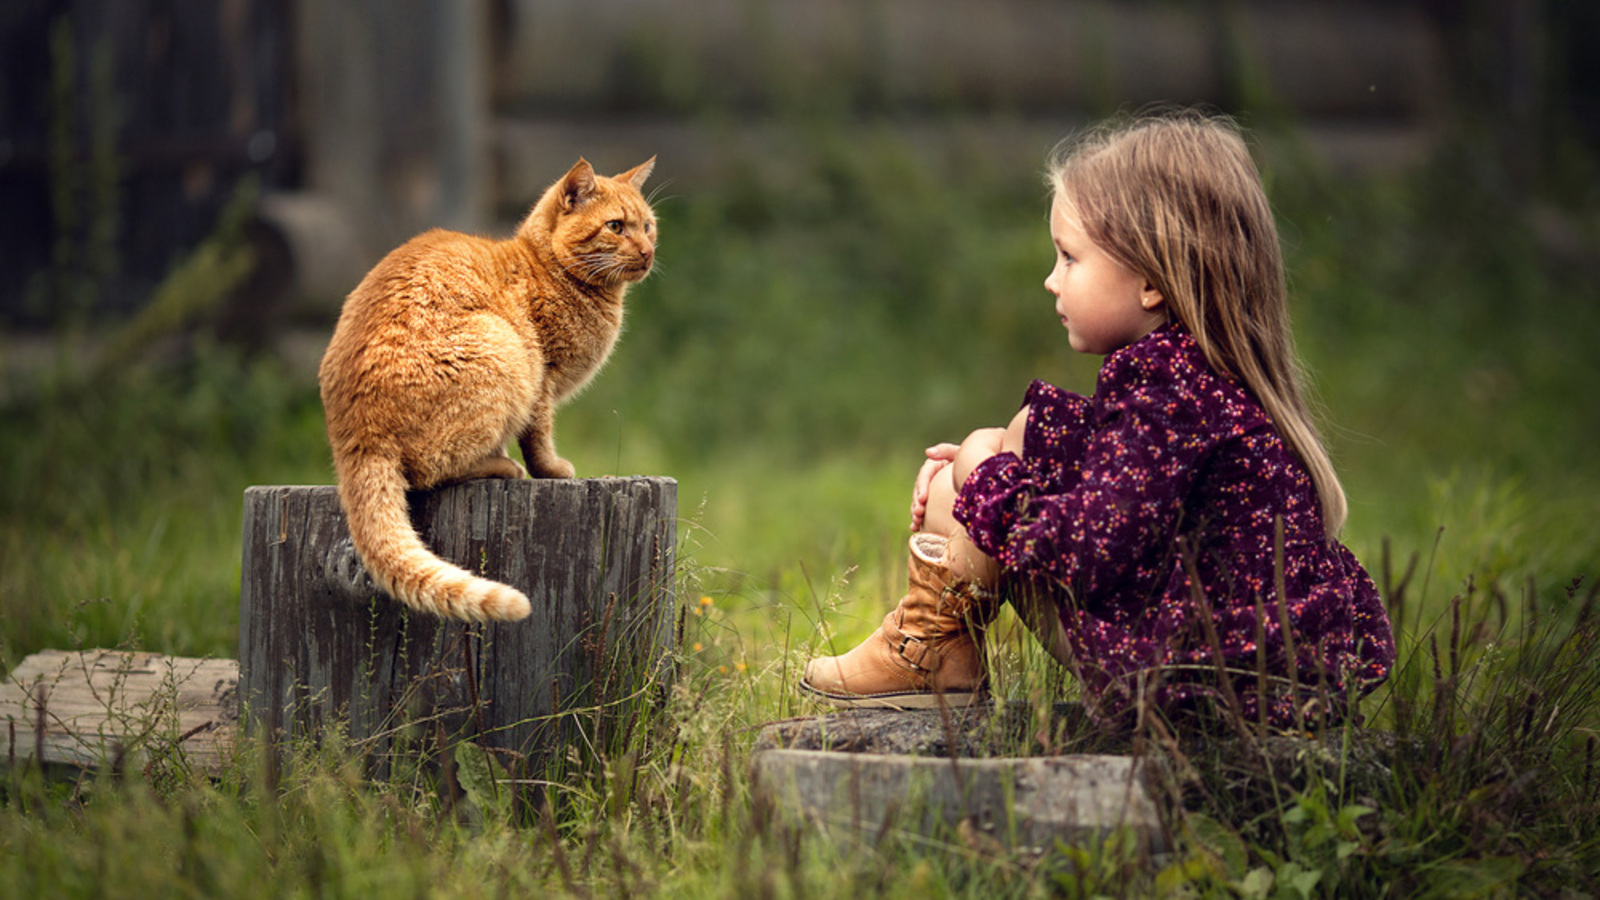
left=2, top=116, right=1598, bottom=895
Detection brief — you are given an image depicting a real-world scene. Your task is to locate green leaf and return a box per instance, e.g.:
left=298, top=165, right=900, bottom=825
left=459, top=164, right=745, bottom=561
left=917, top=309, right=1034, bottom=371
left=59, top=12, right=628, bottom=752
left=1282, top=862, right=1323, bottom=899
left=1183, top=812, right=1250, bottom=877
left=1335, top=803, right=1375, bottom=839
left=1234, top=866, right=1275, bottom=900
left=1154, top=855, right=1225, bottom=894
left=453, top=742, right=512, bottom=822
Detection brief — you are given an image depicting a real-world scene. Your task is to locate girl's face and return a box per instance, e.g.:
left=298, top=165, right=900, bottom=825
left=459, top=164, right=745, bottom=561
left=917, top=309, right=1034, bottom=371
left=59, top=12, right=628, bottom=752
left=1045, top=196, right=1166, bottom=355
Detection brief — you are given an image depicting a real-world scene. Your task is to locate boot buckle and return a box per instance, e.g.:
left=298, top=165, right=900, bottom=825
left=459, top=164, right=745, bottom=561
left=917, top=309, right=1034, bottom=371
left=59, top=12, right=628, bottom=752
left=895, top=633, right=937, bottom=672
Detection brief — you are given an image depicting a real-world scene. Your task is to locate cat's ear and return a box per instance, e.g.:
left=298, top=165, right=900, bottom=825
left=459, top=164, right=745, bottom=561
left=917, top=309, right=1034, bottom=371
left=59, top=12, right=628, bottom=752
left=558, top=158, right=598, bottom=210
left=617, top=156, right=656, bottom=190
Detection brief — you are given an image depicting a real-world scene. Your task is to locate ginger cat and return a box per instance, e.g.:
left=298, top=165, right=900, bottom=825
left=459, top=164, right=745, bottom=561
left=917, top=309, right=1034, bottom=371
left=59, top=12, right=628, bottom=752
left=317, top=157, right=657, bottom=622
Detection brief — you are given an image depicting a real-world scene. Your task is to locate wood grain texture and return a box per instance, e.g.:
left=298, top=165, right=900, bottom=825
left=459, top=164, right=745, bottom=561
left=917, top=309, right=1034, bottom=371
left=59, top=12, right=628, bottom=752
left=238, top=477, right=676, bottom=776
left=0, top=650, right=237, bottom=773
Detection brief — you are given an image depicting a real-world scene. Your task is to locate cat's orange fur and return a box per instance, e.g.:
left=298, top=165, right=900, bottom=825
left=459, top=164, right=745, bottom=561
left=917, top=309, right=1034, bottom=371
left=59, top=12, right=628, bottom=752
left=318, top=157, right=657, bottom=621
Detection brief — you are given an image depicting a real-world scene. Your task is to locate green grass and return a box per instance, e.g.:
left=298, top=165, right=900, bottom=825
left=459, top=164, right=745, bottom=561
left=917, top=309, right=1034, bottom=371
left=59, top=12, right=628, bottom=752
left=3, top=117, right=1599, bottom=896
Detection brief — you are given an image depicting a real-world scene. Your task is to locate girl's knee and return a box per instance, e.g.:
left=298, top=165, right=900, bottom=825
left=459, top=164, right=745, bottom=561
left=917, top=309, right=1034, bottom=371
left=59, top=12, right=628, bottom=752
left=963, top=426, right=1007, bottom=454
left=953, top=428, right=1005, bottom=487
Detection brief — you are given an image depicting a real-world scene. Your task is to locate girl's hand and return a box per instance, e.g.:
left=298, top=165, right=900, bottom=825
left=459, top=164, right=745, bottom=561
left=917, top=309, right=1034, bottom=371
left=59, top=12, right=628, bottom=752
left=910, top=443, right=960, bottom=530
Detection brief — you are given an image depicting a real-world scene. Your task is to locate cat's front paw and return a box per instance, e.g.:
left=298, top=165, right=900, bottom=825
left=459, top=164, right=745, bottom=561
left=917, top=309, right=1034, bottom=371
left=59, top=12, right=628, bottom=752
left=533, top=457, right=576, bottom=479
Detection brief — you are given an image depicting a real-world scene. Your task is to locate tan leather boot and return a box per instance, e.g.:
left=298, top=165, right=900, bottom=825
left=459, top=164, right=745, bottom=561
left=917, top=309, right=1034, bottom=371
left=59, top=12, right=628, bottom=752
left=799, top=533, right=996, bottom=709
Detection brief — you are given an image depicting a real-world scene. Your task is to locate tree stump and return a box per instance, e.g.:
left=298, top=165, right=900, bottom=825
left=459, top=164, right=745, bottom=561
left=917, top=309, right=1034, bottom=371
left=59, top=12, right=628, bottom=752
left=237, top=477, right=677, bottom=787
left=753, top=749, right=1167, bottom=858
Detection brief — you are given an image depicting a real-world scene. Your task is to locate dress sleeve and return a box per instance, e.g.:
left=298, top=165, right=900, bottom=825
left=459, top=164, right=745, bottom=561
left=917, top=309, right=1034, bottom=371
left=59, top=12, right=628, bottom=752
left=954, top=380, right=1092, bottom=547
left=953, top=451, right=1039, bottom=552
left=1019, top=380, right=1093, bottom=473
left=956, top=346, right=1221, bottom=597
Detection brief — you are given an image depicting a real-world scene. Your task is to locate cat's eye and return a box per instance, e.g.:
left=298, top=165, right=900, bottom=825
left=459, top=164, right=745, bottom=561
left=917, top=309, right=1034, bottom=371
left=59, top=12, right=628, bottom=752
left=605, top=220, right=625, bottom=234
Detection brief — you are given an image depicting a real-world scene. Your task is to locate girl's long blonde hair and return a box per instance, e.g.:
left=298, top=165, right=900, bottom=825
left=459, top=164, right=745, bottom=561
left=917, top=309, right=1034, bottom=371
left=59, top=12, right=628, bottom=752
left=1049, top=110, right=1347, bottom=537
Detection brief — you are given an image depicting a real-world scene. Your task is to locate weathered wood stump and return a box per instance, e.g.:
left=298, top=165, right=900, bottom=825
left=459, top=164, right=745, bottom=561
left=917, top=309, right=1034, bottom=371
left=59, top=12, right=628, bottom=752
left=238, top=477, right=676, bottom=785
left=753, top=748, right=1167, bottom=857
left=753, top=705, right=1167, bottom=857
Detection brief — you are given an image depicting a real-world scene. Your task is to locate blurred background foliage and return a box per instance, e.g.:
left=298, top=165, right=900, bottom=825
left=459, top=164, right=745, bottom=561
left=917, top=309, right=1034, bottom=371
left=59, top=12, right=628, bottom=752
left=0, top=0, right=1597, bottom=668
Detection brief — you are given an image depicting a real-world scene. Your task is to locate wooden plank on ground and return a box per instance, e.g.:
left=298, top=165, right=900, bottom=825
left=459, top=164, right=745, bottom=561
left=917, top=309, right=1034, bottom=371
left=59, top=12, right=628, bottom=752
left=0, top=649, right=238, bottom=773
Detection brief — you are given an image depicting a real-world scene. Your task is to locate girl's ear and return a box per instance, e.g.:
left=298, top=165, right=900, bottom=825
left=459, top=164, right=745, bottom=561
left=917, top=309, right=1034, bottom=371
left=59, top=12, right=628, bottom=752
left=1140, top=283, right=1166, bottom=311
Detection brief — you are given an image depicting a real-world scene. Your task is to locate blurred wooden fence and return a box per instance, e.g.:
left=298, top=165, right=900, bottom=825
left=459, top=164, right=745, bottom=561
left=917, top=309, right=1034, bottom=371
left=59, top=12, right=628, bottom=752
left=0, top=0, right=295, bottom=324
left=0, top=0, right=1460, bottom=327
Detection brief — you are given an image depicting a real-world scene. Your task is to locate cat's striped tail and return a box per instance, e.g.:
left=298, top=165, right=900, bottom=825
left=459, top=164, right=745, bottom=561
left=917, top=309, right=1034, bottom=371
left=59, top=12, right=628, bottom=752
left=336, top=453, right=532, bottom=622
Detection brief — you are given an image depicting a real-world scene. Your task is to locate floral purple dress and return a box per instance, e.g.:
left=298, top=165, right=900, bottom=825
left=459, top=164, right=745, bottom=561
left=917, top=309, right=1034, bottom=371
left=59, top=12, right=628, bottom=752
left=954, top=321, right=1394, bottom=727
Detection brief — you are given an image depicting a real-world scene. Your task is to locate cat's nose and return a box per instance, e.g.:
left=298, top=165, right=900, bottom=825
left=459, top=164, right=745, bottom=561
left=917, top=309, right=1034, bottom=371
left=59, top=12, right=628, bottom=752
left=640, top=246, right=654, bottom=266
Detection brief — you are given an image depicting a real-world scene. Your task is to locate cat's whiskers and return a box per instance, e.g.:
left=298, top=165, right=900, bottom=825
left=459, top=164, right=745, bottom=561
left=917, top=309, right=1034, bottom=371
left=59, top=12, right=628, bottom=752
left=562, top=250, right=653, bottom=286
left=562, top=251, right=615, bottom=282
left=644, top=181, right=676, bottom=206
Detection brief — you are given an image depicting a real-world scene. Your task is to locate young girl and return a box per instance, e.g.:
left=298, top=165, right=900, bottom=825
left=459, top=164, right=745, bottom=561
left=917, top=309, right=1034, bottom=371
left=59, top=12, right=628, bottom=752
left=801, top=112, right=1395, bottom=728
